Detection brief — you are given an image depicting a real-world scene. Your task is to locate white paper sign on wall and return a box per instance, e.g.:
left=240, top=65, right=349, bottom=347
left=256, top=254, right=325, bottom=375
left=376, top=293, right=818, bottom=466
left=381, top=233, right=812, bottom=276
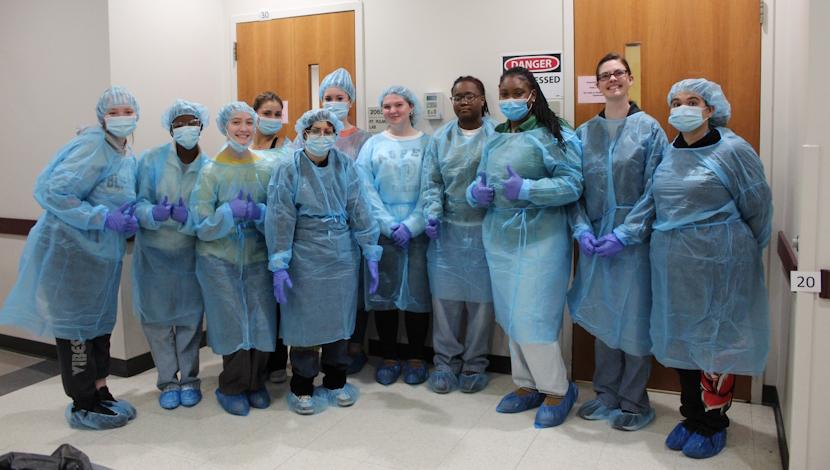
left=578, top=75, right=605, bottom=104
left=501, top=52, right=563, bottom=99
left=791, top=271, right=822, bottom=293
left=367, top=106, right=385, bottom=133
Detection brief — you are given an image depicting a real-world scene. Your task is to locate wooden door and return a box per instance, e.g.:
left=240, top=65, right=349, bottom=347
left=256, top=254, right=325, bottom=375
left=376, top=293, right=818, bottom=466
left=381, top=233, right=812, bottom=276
left=572, top=0, right=761, bottom=400
left=236, top=11, right=356, bottom=141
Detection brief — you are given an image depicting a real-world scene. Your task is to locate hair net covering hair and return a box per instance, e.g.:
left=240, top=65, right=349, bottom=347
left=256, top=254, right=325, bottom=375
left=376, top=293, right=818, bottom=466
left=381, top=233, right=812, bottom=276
left=667, top=78, right=731, bottom=127
left=319, top=68, right=355, bottom=101
left=378, top=85, right=422, bottom=126
left=294, top=109, right=345, bottom=141
left=216, top=101, right=257, bottom=136
left=160, top=99, right=210, bottom=130
left=96, top=86, right=140, bottom=124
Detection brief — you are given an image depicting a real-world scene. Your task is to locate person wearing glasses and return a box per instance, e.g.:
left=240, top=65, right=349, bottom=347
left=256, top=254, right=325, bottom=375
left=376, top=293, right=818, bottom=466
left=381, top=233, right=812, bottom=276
left=567, top=53, right=667, bottom=431
left=133, top=99, right=210, bottom=411
left=319, top=68, right=374, bottom=375
left=653, top=79, right=771, bottom=459
left=421, top=76, right=496, bottom=394
left=356, top=86, right=432, bottom=386
left=266, top=109, right=381, bottom=415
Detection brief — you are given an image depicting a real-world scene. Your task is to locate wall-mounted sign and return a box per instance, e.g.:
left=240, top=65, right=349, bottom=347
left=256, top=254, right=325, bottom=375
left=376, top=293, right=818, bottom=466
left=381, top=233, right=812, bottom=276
left=577, top=76, right=605, bottom=104
left=367, top=106, right=385, bottom=133
left=501, top=52, right=563, bottom=99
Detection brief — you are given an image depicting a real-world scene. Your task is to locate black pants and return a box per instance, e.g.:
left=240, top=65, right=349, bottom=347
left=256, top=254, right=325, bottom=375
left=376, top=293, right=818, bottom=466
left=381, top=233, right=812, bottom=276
left=374, top=310, right=429, bottom=360
left=348, top=310, right=369, bottom=347
left=55, top=335, right=111, bottom=411
left=219, top=349, right=269, bottom=395
left=267, top=304, right=288, bottom=373
left=289, top=339, right=349, bottom=396
left=676, top=369, right=732, bottom=435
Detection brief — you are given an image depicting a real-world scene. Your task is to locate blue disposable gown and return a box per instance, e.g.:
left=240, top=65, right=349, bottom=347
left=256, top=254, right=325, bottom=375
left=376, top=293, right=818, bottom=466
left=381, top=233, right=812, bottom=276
left=650, top=128, right=772, bottom=375
left=567, top=112, right=667, bottom=356
left=470, top=125, right=583, bottom=344
left=0, top=127, right=136, bottom=340
left=422, top=119, right=495, bottom=303
left=356, top=132, right=432, bottom=313
left=265, top=148, right=382, bottom=347
left=190, top=148, right=276, bottom=355
left=132, top=142, right=206, bottom=326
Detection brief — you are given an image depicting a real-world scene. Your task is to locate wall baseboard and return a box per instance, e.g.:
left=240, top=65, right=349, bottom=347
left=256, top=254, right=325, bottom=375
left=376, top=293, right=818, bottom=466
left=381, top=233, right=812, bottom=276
left=762, top=385, right=788, bottom=470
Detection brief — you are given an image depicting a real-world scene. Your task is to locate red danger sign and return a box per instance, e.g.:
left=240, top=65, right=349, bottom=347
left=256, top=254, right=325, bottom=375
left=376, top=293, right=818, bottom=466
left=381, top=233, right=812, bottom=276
left=503, top=54, right=561, bottom=73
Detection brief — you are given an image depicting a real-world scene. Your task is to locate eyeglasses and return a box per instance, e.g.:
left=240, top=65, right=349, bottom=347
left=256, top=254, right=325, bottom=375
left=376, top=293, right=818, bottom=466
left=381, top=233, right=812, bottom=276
left=306, top=128, right=335, bottom=136
left=171, top=119, right=202, bottom=129
left=450, top=94, right=482, bottom=104
left=597, top=69, right=629, bottom=82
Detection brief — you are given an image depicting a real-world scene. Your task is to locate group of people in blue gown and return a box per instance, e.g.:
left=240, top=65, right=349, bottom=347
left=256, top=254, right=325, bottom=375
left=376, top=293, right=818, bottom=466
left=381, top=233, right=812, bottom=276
left=0, top=54, right=771, bottom=460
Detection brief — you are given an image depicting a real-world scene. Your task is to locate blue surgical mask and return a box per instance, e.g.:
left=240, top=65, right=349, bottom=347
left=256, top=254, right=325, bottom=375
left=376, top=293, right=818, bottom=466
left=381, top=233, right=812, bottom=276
left=172, top=126, right=200, bottom=149
left=105, top=116, right=137, bottom=138
left=323, top=101, right=350, bottom=120
left=227, top=138, right=249, bottom=153
left=499, top=98, right=531, bottom=121
left=257, top=117, right=283, bottom=135
left=305, top=135, right=336, bottom=156
left=668, top=105, right=706, bottom=132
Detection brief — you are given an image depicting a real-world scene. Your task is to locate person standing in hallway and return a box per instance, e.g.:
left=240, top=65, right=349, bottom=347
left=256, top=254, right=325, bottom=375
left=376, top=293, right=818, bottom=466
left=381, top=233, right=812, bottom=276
left=651, top=78, right=772, bottom=459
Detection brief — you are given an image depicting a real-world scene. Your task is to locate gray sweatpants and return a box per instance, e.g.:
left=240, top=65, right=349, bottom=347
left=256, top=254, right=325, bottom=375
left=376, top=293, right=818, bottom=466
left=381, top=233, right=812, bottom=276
left=142, top=320, right=202, bottom=391
left=593, top=337, right=652, bottom=414
left=431, top=298, right=494, bottom=374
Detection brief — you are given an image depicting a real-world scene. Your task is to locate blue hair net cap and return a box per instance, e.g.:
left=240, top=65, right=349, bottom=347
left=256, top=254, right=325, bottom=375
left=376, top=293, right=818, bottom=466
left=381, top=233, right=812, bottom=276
left=667, top=78, right=732, bottom=127
left=161, top=99, right=210, bottom=130
left=319, top=68, right=355, bottom=101
left=96, top=86, right=139, bottom=124
left=295, top=109, right=345, bottom=141
left=216, top=101, right=257, bottom=136
left=378, top=86, right=422, bottom=125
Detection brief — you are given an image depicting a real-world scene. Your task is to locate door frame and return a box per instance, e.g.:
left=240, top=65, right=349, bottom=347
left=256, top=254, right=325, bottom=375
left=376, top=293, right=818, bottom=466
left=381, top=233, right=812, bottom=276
left=563, top=0, right=776, bottom=403
left=228, top=1, right=365, bottom=128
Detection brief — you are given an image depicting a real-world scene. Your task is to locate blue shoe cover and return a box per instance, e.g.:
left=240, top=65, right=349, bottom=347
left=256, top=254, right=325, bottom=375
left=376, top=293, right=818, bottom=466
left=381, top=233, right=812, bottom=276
left=496, top=389, right=545, bottom=413
left=403, top=361, right=429, bottom=385
left=428, top=369, right=459, bottom=394
left=346, top=351, right=368, bottom=375
left=458, top=372, right=489, bottom=393
left=611, top=407, right=655, bottom=431
left=576, top=398, right=615, bottom=421
left=214, top=389, right=250, bottom=416
left=314, top=383, right=359, bottom=407
left=100, top=399, right=137, bottom=421
left=375, top=361, right=402, bottom=385
left=682, top=430, right=727, bottom=459
left=534, top=382, right=579, bottom=428
left=159, top=390, right=181, bottom=410
left=65, top=404, right=129, bottom=430
left=179, top=387, right=202, bottom=407
left=247, top=388, right=271, bottom=409
left=287, top=392, right=328, bottom=415
left=666, top=422, right=694, bottom=450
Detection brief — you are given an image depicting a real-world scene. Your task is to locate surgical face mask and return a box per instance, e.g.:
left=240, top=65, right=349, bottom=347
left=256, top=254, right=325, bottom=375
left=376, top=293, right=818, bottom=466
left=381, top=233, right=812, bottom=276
left=498, top=98, right=531, bottom=121
left=257, top=117, right=283, bottom=135
left=172, top=126, right=200, bottom=149
left=668, top=105, right=706, bottom=132
left=227, top=138, right=249, bottom=153
left=104, top=116, right=137, bottom=138
left=323, top=101, right=350, bottom=120
left=305, top=135, right=336, bottom=156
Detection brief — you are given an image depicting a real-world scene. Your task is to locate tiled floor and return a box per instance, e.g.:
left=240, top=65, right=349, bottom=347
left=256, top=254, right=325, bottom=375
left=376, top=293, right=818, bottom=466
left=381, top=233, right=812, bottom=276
left=0, top=348, right=782, bottom=470
left=0, top=349, right=43, bottom=376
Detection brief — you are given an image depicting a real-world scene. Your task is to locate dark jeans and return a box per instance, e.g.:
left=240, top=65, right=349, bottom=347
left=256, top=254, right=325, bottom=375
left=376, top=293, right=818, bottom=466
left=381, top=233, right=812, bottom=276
left=374, top=310, right=429, bottom=360
left=55, top=335, right=111, bottom=411
left=219, top=349, right=269, bottom=395
left=676, top=368, right=733, bottom=435
left=290, top=339, right=349, bottom=396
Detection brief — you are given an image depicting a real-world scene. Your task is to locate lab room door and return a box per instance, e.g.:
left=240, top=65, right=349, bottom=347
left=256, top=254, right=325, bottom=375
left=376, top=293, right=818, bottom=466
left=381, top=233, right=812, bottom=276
left=571, top=0, right=762, bottom=399
left=235, top=10, right=357, bottom=142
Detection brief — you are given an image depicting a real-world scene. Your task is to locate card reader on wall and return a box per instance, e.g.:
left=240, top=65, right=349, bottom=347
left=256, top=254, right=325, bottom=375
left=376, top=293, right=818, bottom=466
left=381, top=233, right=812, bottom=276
left=424, top=92, right=444, bottom=120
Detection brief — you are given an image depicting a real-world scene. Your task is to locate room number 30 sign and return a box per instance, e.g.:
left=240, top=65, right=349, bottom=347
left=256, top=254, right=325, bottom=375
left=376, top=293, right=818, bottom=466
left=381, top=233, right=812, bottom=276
left=790, top=271, right=822, bottom=293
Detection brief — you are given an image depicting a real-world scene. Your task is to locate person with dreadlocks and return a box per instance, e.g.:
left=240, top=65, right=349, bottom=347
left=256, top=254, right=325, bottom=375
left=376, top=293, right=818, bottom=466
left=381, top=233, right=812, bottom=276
left=467, top=66, right=583, bottom=428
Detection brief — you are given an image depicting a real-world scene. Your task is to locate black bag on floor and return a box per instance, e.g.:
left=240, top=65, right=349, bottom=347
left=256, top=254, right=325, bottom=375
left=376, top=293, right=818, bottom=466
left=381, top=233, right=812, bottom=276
left=0, top=444, right=111, bottom=470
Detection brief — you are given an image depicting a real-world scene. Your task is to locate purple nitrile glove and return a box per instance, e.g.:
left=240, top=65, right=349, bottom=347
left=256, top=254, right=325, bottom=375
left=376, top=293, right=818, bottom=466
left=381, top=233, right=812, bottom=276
left=105, top=202, right=134, bottom=234
left=152, top=195, right=172, bottom=222
left=578, top=232, right=597, bottom=256
left=367, top=259, right=379, bottom=295
left=123, top=203, right=138, bottom=236
left=229, top=190, right=247, bottom=220
left=246, top=193, right=262, bottom=221
left=272, top=269, right=293, bottom=304
left=502, top=165, right=524, bottom=201
left=425, top=217, right=440, bottom=240
left=471, top=172, right=494, bottom=207
left=594, top=233, right=624, bottom=258
left=171, top=197, right=188, bottom=224
left=391, top=223, right=412, bottom=249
